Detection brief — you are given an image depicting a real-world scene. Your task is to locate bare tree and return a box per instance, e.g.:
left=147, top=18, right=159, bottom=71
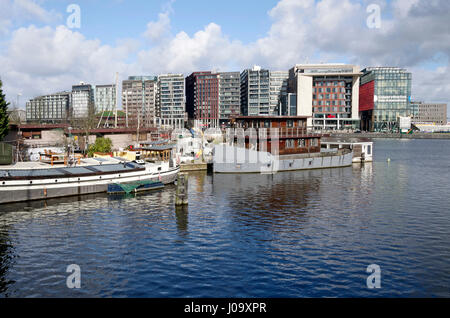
left=70, top=100, right=97, bottom=154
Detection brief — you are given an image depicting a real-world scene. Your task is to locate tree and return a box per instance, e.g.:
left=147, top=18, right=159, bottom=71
left=87, top=137, right=112, bottom=157
left=0, top=80, right=10, bottom=141
left=69, top=99, right=97, bottom=154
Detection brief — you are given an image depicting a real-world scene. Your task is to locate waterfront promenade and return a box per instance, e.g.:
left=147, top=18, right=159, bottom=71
left=327, top=132, right=450, bottom=140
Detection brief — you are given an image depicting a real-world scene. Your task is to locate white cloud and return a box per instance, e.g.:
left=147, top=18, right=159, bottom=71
left=144, top=11, right=171, bottom=42
left=0, top=0, right=61, bottom=35
left=13, top=0, right=61, bottom=23
left=0, top=25, right=139, bottom=104
left=0, top=0, right=449, bottom=110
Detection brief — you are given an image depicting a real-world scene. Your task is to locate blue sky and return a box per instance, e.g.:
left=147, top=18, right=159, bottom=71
left=34, top=0, right=275, bottom=47
left=0, top=0, right=449, bottom=118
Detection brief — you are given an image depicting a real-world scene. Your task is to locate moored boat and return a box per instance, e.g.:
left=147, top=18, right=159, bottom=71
left=0, top=157, right=179, bottom=204
left=321, top=140, right=373, bottom=163
left=213, top=116, right=353, bottom=173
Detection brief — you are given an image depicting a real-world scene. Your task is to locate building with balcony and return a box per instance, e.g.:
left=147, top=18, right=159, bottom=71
left=122, top=76, right=158, bottom=128
left=186, top=71, right=241, bottom=128
left=359, top=67, right=412, bottom=131
left=94, top=84, right=116, bottom=114
left=218, top=72, right=240, bottom=124
left=157, top=74, right=186, bottom=129
left=240, top=66, right=271, bottom=116
left=26, top=91, right=71, bottom=123
left=269, top=71, right=289, bottom=116
left=288, top=64, right=362, bottom=130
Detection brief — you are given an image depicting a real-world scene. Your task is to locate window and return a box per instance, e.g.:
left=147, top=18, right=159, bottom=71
left=298, top=139, right=306, bottom=147
left=287, top=120, right=294, bottom=127
left=286, top=139, right=295, bottom=148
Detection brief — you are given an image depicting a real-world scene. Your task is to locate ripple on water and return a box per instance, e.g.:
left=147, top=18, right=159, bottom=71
left=1, top=139, right=450, bottom=297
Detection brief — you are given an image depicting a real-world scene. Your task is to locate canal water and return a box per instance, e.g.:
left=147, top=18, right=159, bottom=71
left=0, top=139, right=450, bottom=297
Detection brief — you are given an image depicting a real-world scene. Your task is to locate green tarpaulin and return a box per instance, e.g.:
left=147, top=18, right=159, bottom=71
left=115, top=180, right=160, bottom=194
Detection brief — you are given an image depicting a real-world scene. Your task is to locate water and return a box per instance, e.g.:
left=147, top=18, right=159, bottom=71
left=1, top=139, right=450, bottom=297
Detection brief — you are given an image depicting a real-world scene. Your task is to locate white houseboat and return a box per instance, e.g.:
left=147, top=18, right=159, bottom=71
left=321, top=141, right=373, bottom=163
left=0, top=157, right=179, bottom=204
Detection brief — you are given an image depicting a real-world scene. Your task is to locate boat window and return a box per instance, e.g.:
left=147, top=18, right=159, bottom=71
left=298, top=139, right=306, bottom=148
left=367, top=145, right=371, bottom=155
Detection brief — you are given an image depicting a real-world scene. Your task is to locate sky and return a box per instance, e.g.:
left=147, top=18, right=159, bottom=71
left=0, top=0, right=449, bottom=118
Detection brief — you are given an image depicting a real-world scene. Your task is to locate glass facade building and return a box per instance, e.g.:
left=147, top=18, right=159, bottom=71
left=158, top=74, right=185, bottom=129
left=359, top=67, right=412, bottom=131
left=94, top=84, right=116, bottom=114
left=26, top=92, right=71, bottom=123
left=269, top=71, right=289, bottom=115
left=218, top=72, right=240, bottom=124
left=72, top=83, right=94, bottom=118
left=240, top=66, right=270, bottom=116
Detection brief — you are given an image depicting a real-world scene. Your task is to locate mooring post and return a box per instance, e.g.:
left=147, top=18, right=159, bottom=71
left=175, top=173, right=188, bottom=206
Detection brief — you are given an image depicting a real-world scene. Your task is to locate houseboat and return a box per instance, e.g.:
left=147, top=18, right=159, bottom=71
left=321, top=141, right=373, bottom=163
left=213, top=116, right=353, bottom=173
left=0, top=157, right=179, bottom=204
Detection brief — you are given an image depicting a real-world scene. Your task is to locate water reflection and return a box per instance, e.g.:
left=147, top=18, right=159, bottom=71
left=175, top=206, right=189, bottom=239
left=1, top=139, right=450, bottom=297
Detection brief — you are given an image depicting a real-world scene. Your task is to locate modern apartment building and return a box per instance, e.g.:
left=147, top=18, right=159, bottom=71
left=269, top=71, right=289, bottom=115
left=26, top=91, right=71, bottom=123
left=288, top=64, right=362, bottom=130
left=218, top=72, right=240, bottom=124
left=122, top=76, right=158, bottom=127
left=94, top=84, right=116, bottom=114
left=186, top=72, right=219, bottom=128
left=157, top=74, right=186, bottom=129
left=409, top=102, right=447, bottom=125
left=240, top=66, right=270, bottom=116
left=185, top=71, right=240, bottom=127
left=359, top=67, right=412, bottom=131
left=72, top=83, right=94, bottom=118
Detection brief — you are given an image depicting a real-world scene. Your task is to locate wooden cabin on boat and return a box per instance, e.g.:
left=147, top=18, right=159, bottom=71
left=230, top=116, right=322, bottom=156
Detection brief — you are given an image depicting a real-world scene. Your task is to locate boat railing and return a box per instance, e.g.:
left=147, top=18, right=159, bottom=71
left=265, top=127, right=321, bottom=139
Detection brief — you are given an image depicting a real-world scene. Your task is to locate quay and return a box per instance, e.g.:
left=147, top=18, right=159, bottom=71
left=180, top=162, right=207, bottom=172
left=327, top=132, right=450, bottom=140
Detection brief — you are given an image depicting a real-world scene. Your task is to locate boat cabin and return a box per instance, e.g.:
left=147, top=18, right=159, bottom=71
left=231, top=116, right=322, bottom=155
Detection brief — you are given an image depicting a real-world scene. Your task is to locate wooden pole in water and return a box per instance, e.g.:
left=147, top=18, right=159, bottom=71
left=175, top=173, right=188, bottom=205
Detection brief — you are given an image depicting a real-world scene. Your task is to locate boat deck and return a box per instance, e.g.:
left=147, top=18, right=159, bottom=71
left=0, top=157, right=124, bottom=170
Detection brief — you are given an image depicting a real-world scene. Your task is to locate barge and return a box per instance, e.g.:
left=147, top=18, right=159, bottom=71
left=213, top=116, right=353, bottom=173
left=0, top=157, right=179, bottom=204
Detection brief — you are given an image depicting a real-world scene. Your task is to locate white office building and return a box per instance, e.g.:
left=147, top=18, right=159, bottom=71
left=288, top=64, right=362, bottom=130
